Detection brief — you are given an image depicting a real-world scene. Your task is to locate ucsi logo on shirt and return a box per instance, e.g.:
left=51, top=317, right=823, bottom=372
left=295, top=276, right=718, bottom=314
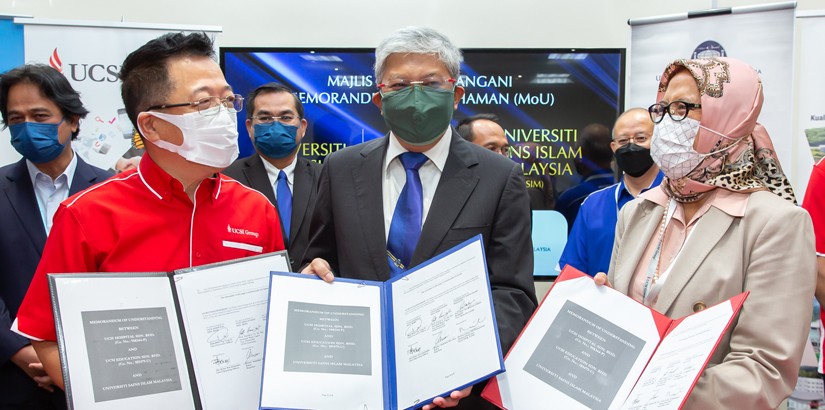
left=227, top=224, right=260, bottom=238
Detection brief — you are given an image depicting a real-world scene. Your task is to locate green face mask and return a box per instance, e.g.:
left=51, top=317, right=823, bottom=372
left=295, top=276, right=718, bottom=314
left=380, top=85, right=455, bottom=146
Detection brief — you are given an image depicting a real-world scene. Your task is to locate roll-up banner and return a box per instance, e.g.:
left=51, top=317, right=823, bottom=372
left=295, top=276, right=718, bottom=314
left=628, top=2, right=811, bottom=194
left=797, top=11, right=825, bottom=180
left=13, top=19, right=221, bottom=171
left=797, top=10, right=825, bottom=374
left=0, top=14, right=27, bottom=166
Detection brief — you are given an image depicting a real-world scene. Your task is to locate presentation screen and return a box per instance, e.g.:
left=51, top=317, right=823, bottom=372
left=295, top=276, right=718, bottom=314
left=221, top=48, right=625, bottom=279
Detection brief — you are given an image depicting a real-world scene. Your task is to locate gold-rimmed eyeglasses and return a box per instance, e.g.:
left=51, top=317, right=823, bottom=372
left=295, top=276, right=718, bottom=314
left=146, top=94, right=244, bottom=115
left=613, top=135, right=650, bottom=147
left=377, top=76, right=456, bottom=93
left=251, top=114, right=299, bottom=124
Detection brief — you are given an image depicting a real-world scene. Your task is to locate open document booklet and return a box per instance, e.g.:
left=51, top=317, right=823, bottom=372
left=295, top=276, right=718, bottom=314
left=48, top=251, right=290, bottom=410
left=481, top=266, right=747, bottom=410
left=259, top=235, right=504, bottom=410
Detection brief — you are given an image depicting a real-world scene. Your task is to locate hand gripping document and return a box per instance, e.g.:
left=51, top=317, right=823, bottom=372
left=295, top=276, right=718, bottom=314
left=49, top=251, right=290, bottom=410
left=481, top=266, right=747, bottom=410
left=259, top=235, right=504, bottom=410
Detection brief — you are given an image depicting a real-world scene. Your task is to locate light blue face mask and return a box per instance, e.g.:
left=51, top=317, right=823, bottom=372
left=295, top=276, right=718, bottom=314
left=253, top=121, right=299, bottom=159
left=10, top=119, right=68, bottom=163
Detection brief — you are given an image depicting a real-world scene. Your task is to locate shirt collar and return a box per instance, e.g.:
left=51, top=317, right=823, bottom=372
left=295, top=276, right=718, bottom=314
left=384, top=127, right=452, bottom=173
left=261, top=154, right=297, bottom=185
left=137, top=154, right=222, bottom=203
left=707, top=188, right=749, bottom=217
left=25, top=148, right=78, bottom=188
left=618, top=170, right=665, bottom=198
left=640, top=184, right=749, bottom=217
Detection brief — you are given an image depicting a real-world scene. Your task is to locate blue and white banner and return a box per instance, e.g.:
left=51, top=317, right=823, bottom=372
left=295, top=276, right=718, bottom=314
left=15, top=19, right=220, bottom=171
left=796, top=10, right=825, bottom=373
left=628, top=4, right=809, bottom=194
left=796, top=11, right=825, bottom=198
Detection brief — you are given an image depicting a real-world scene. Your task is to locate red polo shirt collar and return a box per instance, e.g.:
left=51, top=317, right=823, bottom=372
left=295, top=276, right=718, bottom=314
left=136, top=154, right=223, bottom=205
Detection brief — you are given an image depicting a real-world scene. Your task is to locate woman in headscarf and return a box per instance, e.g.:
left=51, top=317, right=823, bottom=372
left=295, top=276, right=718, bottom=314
left=603, top=57, right=815, bottom=408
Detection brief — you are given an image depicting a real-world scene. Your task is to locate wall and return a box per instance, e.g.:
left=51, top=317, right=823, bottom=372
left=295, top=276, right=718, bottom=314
left=2, top=0, right=823, bottom=49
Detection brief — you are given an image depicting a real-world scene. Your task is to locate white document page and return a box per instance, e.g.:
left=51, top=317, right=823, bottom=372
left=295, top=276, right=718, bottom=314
left=497, top=276, right=662, bottom=410
left=173, top=253, right=290, bottom=410
left=391, top=238, right=502, bottom=409
left=52, top=274, right=196, bottom=410
left=260, top=274, right=385, bottom=410
left=620, top=300, right=734, bottom=410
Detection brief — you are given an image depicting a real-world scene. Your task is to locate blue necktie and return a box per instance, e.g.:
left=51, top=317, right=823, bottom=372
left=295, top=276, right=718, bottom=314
left=387, top=152, right=429, bottom=276
left=276, top=170, right=292, bottom=244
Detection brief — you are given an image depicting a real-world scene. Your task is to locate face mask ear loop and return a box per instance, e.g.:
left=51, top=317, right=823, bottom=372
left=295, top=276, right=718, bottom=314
left=699, top=124, right=742, bottom=141
left=691, top=130, right=747, bottom=159
left=682, top=133, right=748, bottom=179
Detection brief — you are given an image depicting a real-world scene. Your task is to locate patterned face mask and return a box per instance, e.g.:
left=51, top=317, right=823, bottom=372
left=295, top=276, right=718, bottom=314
left=652, top=115, right=744, bottom=180
left=651, top=116, right=704, bottom=180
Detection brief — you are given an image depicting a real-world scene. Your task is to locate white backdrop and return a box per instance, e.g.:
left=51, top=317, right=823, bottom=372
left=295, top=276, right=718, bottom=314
left=4, top=19, right=220, bottom=170
left=628, top=5, right=813, bottom=195
left=796, top=11, right=825, bottom=195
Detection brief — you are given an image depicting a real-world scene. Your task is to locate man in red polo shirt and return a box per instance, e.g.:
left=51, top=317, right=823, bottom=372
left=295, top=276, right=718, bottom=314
left=803, top=158, right=825, bottom=375
left=12, top=32, right=285, bottom=390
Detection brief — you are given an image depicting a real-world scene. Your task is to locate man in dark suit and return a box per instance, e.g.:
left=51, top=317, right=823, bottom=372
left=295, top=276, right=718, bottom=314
left=224, top=83, right=321, bottom=271
left=456, top=113, right=510, bottom=156
left=0, top=64, right=112, bottom=409
left=302, top=27, right=537, bottom=409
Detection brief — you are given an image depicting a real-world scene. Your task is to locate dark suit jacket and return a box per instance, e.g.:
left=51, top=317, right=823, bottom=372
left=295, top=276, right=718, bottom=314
left=303, top=132, right=537, bottom=409
left=223, top=154, right=321, bottom=272
left=0, top=156, right=112, bottom=408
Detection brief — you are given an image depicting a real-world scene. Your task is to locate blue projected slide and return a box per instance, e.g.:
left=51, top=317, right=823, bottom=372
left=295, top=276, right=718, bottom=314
left=221, top=49, right=623, bottom=164
left=221, top=48, right=625, bottom=278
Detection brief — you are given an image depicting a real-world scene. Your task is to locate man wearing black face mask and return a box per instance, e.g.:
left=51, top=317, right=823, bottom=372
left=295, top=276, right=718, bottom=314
left=559, top=108, right=663, bottom=276
left=301, top=26, right=537, bottom=409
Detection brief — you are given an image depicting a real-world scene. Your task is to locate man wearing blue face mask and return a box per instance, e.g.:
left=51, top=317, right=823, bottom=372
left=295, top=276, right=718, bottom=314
left=224, top=83, right=322, bottom=272
left=0, top=64, right=113, bottom=409
left=301, top=26, right=537, bottom=409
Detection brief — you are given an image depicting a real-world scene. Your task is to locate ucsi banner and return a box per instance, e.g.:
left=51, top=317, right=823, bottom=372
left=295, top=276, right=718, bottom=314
left=18, top=19, right=220, bottom=172
left=628, top=4, right=812, bottom=195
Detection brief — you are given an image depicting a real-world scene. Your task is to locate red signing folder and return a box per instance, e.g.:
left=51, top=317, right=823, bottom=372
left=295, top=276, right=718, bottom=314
left=481, top=266, right=747, bottom=410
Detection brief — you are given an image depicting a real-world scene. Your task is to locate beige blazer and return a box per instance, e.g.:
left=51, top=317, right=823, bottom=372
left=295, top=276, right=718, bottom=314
left=609, top=190, right=816, bottom=409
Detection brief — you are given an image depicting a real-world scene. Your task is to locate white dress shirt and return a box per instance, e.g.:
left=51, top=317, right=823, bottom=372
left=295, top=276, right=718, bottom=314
left=261, top=154, right=297, bottom=201
left=382, top=127, right=452, bottom=240
left=25, top=150, right=77, bottom=234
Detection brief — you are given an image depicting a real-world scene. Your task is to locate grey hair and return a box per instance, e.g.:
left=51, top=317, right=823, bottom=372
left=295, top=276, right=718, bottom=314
left=374, top=26, right=463, bottom=82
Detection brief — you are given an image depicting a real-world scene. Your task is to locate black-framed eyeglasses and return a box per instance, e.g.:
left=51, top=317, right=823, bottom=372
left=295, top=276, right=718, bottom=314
left=648, top=101, right=702, bottom=124
left=146, top=94, right=244, bottom=115
left=251, top=114, right=299, bottom=124
left=613, top=134, right=649, bottom=147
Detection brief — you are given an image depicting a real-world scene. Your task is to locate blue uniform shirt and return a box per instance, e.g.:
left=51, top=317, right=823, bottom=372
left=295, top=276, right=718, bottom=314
left=555, top=169, right=616, bottom=232
left=559, top=171, right=664, bottom=276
